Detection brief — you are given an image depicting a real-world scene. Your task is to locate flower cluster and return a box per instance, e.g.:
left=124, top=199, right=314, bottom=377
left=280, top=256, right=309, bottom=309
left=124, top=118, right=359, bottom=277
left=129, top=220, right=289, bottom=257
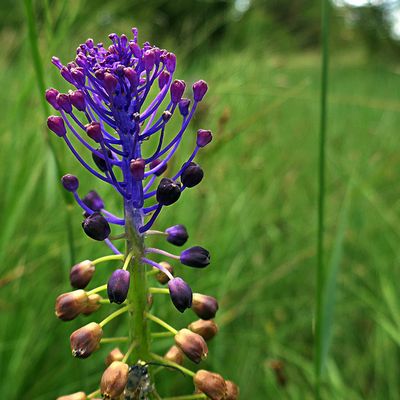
left=47, top=28, right=239, bottom=399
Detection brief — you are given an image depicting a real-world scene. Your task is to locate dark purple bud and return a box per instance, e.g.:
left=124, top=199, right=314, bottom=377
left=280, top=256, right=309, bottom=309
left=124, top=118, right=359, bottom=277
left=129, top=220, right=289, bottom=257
left=70, top=260, right=95, bottom=289
left=124, top=68, right=138, bottom=87
left=85, top=122, right=103, bottom=142
left=86, top=38, right=94, bottom=48
left=156, top=178, right=181, bottom=206
left=170, top=80, right=186, bottom=104
left=47, top=116, right=66, bottom=137
left=193, top=80, right=208, bottom=102
left=56, top=93, right=73, bottom=113
left=129, top=158, right=145, bottom=180
left=197, top=129, right=213, bottom=148
left=178, top=98, right=190, bottom=116
left=82, top=212, right=110, bottom=241
left=61, top=174, right=79, bottom=192
left=143, top=49, right=156, bottom=71
left=162, top=111, right=172, bottom=122
left=103, top=72, right=118, bottom=95
left=82, top=190, right=104, bottom=211
left=168, top=277, right=193, bottom=313
left=61, top=66, right=75, bottom=84
left=95, top=69, right=105, bottom=80
left=129, top=42, right=142, bottom=58
left=71, top=68, right=85, bottom=86
left=165, top=52, right=176, bottom=73
left=92, top=147, right=113, bottom=172
left=45, top=88, right=60, bottom=110
left=107, top=269, right=130, bottom=304
left=192, top=293, right=219, bottom=320
left=180, top=246, right=210, bottom=268
left=158, top=71, right=170, bottom=89
left=181, top=162, right=204, bottom=188
left=150, top=158, right=167, bottom=176
left=69, top=90, right=86, bottom=111
left=166, top=225, right=189, bottom=246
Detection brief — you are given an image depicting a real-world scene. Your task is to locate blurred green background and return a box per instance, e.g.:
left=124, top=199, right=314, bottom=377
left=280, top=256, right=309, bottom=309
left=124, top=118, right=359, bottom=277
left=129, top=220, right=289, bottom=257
left=1, top=0, right=400, bottom=399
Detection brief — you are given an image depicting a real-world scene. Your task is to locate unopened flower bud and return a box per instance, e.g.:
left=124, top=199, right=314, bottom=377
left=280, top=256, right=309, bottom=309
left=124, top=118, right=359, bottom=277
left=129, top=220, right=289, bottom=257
left=225, top=380, right=240, bottom=400
left=100, top=361, right=129, bottom=399
left=129, top=42, right=142, bottom=58
left=69, top=90, right=86, bottom=111
left=105, top=348, right=124, bottom=367
left=181, top=162, right=204, bottom=188
left=155, top=261, right=174, bottom=284
left=55, top=290, right=88, bottom=321
left=178, top=98, right=190, bottom=116
left=197, top=129, right=212, bottom=148
left=162, top=110, right=172, bottom=122
left=180, top=246, right=210, bottom=268
left=82, top=294, right=102, bottom=316
left=188, top=319, right=218, bottom=341
left=165, top=52, right=176, bottom=73
left=45, top=88, right=60, bottom=109
left=70, top=322, right=103, bottom=358
left=83, top=190, right=104, bottom=211
left=143, top=49, right=156, bottom=71
left=129, top=158, right=145, bottom=180
left=85, top=122, right=103, bottom=142
left=56, top=93, right=73, bottom=113
left=61, top=66, right=74, bottom=84
left=158, top=71, right=170, bottom=89
left=56, top=392, right=86, bottom=400
left=193, top=80, right=208, bottom=102
left=193, top=370, right=227, bottom=400
left=165, top=224, right=188, bottom=246
left=170, top=79, right=186, bottom=104
left=61, top=174, right=79, bottom=192
left=92, top=147, right=113, bottom=172
left=82, top=212, right=110, bottom=241
left=168, top=277, right=192, bottom=313
left=149, top=158, right=167, bottom=176
left=47, top=115, right=66, bottom=137
left=124, top=67, right=138, bottom=87
left=70, top=260, right=95, bottom=289
left=107, top=269, right=130, bottom=304
left=164, top=345, right=184, bottom=365
left=103, top=72, right=118, bottom=95
left=156, top=178, right=181, bottom=206
left=174, top=328, right=208, bottom=364
left=192, top=293, right=219, bottom=320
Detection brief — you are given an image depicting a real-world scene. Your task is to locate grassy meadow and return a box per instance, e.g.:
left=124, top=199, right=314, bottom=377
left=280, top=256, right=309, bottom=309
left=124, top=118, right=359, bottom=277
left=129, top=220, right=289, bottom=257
left=1, top=2, right=400, bottom=399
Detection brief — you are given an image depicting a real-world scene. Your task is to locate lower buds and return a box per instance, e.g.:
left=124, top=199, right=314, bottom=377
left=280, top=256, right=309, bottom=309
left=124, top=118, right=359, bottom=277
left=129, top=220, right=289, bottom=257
left=155, top=261, right=174, bottom=284
left=193, top=370, right=227, bottom=400
left=105, top=348, right=124, bottom=367
left=188, top=319, right=218, bottom=341
left=164, top=345, right=184, bottom=365
left=174, top=328, right=208, bottom=364
left=69, top=260, right=95, bottom=289
left=70, top=322, right=103, bottom=358
left=55, top=290, right=88, bottom=321
left=82, top=294, right=102, bottom=316
left=56, top=392, right=86, bottom=400
left=100, top=361, right=129, bottom=399
left=225, top=380, right=240, bottom=400
left=107, top=269, right=130, bottom=304
left=192, top=293, right=219, bottom=320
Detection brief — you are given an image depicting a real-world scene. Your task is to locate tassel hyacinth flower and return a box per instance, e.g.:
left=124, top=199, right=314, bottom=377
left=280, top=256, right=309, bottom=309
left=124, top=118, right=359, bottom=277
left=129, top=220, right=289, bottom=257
left=48, top=28, right=239, bottom=399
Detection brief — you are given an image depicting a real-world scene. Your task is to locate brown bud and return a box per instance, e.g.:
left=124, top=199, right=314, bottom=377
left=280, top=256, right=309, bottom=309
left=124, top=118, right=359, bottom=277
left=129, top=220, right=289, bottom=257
left=70, top=260, right=95, bottom=289
left=225, top=380, right=240, bottom=399
left=82, top=294, right=102, bottom=316
left=154, top=261, right=174, bottom=284
left=193, top=370, right=227, bottom=400
left=100, top=361, right=129, bottom=399
left=164, top=345, right=184, bottom=365
left=70, top=322, right=103, bottom=358
left=192, top=293, right=218, bottom=320
left=105, top=347, right=124, bottom=366
left=56, top=392, right=86, bottom=400
left=188, top=319, right=218, bottom=341
left=174, top=328, right=208, bottom=364
left=55, top=290, right=88, bottom=321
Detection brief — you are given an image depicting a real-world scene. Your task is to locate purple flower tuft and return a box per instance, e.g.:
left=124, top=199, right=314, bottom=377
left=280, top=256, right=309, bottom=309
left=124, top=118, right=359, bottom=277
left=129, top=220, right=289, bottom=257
left=168, top=277, right=193, bottom=313
left=107, top=269, right=130, bottom=304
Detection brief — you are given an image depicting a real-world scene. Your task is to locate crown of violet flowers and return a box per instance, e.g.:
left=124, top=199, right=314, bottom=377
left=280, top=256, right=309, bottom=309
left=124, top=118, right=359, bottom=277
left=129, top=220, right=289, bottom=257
left=47, top=28, right=238, bottom=400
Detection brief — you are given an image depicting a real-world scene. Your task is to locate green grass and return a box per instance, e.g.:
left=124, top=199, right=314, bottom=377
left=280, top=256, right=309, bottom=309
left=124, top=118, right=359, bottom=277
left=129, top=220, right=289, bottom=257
left=1, top=5, right=400, bottom=400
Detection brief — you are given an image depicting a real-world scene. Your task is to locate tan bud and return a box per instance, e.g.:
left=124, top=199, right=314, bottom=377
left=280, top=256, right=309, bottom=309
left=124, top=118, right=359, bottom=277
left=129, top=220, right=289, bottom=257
left=225, top=380, right=240, bottom=399
left=55, top=290, right=88, bottom=321
left=188, top=319, right=218, bottom=341
left=70, top=322, right=103, bottom=358
left=105, top=347, right=124, bottom=366
left=82, top=294, right=102, bottom=315
left=56, top=392, right=86, bottom=400
left=174, top=328, right=208, bottom=364
left=100, top=361, right=129, bottom=399
left=164, top=345, right=184, bottom=365
left=193, top=370, right=227, bottom=400
left=154, top=261, right=174, bottom=284
left=70, top=260, right=95, bottom=289
left=192, top=293, right=218, bottom=320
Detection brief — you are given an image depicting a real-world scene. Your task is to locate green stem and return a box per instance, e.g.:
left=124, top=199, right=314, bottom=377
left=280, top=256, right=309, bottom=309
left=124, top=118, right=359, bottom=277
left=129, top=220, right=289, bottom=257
left=87, top=389, right=101, bottom=399
left=99, top=305, right=131, bottom=328
left=151, top=331, right=175, bottom=339
left=100, top=337, right=129, bottom=343
left=146, top=313, right=178, bottom=335
left=122, top=341, right=137, bottom=363
left=92, top=254, right=124, bottom=265
left=315, top=0, right=330, bottom=398
left=87, top=284, right=107, bottom=296
left=149, top=287, right=169, bottom=294
left=150, top=353, right=195, bottom=378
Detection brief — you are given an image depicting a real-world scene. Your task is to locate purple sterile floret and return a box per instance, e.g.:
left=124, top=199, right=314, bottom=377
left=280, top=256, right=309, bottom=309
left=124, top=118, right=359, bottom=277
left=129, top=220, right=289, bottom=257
left=82, top=212, right=111, bottom=241
left=166, top=225, right=189, bottom=246
left=168, top=277, right=193, bottom=313
left=62, top=174, right=79, bottom=192
left=180, top=246, right=210, bottom=268
left=107, top=269, right=130, bottom=304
